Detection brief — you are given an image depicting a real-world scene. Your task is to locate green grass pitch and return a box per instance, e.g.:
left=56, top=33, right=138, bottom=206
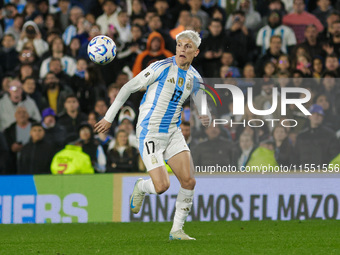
left=0, top=221, right=339, bottom=254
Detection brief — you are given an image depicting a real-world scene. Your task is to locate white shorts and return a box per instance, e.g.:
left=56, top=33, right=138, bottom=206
left=137, top=127, right=190, bottom=171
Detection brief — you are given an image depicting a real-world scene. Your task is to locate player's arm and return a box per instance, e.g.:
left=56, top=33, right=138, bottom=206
left=94, top=65, right=156, bottom=133
left=191, top=77, right=212, bottom=127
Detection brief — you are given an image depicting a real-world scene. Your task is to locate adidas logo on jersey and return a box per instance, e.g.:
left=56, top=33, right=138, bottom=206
left=167, top=77, right=175, bottom=84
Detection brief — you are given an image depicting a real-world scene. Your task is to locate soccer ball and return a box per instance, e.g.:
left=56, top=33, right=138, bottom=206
left=87, top=35, right=116, bottom=65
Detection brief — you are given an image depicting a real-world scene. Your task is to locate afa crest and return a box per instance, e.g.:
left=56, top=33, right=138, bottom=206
left=186, top=79, right=192, bottom=90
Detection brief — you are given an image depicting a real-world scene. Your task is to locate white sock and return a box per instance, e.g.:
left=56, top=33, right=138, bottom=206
left=171, top=187, right=194, bottom=232
left=138, top=179, right=157, bottom=194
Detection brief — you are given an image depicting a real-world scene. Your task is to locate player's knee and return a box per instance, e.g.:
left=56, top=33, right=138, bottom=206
left=181, top=177, right=196, bottom=190
left=154, top=181, right=170, bottom=194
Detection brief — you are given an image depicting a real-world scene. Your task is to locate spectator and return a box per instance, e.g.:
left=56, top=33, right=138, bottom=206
left=320, top=71, right=338, bottom=108
left=62, top=6, right=84, bottom=46
left=36, top=0, right=49, bottom=20
left=190, top=15, right=207, bottom=38
left=237, top=63, right=256, bottom=94
left=192, top=125, right=234, bottom=167
left=246, top=139, right=279, bottom=168
left=89, top=111, right=113, bottom=152
left=73, top=16, right=92, bottom=46
left=272, top=126, right=294, bottom=166
left=236, top=132, right=255, bottom=169
left=129, top=0, right=147, bottom=21
left=18, top=123, right=56, bottom=175
left=315, top=93, right=340, bottom=131
left=51, top=142, right=94, bottom=174
left=22, top=76, right=43, bottom=110
left=58, top=95, right=87, bottom=142
left=219, top=51, right=241, bottom=78
left=296, top=24, right=324, bottom=59
left=154, top=0, right=172, bottom=30
left=0, top=79, right=41, bottom=132
left=106, top=129, right=141, bottom=173
left=3, top=106, right=32, bottom=174
left=17, top=47, right=40, bottom=75
left=256, top=10, right=297, bottom=55
left=72, top=58, right=88, bottom=79
left=39, top=36, right=77, bottom=79
left=56, top=0, right=71, bottom=32
left=169, top=0, right=191, bottom=29
left=0, top=131, right=9, bottom=174
left=132, top=31, right=173, bottom=77
left=41, top=71, right=73, bottom=114
left=94, top=99, right=109, bottom=119
left=41, top=107, right=66, bottom=149
left=312, top=0, right=334, bottom=28
left=226, top=0, right=262, bottom=31
left=294, top=53, right=312, bottom=77
left=1, top=3, right=18, bottom=32
left=324, top=54, right=339, bottom=75
left=96, top=0, right=121, bottom=35
left=115, top=11, right=132, bottom=43
left=78, top=23, right=102, bottom=59
left=117, top=24, right=145, bottom=70
left=143, top=14, right=175, bottom=53
left=322, top=20, right=340, bottom=57
left=16, top=21, right=49, bottom=57
left=256, top=35, right=283, bottom=76
left=295, top=104, right=340, bottom=165
left=76, top=123, right=106, bottom=172
left=42, top=14, right=61, bottom=40
left=0, top=34, right=19, bottom=77
left=209, top=6, right=227, bottom=26
left=5, top=14, right=24, bottom=43
left=312, top=56, right=324, bottom=79
left=180, top=121, right=193, bottom=146
left=67, top=37, right=81, bottom=59
left=282, top=0, right=324, bottom=44
left=226, top=10, right=255, bottom=68
left=18, top=64, right=35, bottom=82
left=72, top=65, right=107, bottom=114
left=264, top=61, right=277, bottom=77
left=253, top=78, right=281, bottom=123
left=276, top=54, right=291, bottom=73
left=264, top=0, right=287, bottom=18
left=170, top=10, right=192, bottom=40
left=109, top=115, right=138, bottom=149
left=318, top=10, right=340, bottom=42
left=188, top=0, right=209, bottom=29
left=198, top=19, right=227, bottom=77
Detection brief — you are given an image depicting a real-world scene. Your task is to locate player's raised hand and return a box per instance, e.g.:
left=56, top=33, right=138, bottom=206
left=199, top=115, right=210, bottom=127
left=94, top=118, right=112, bottom=133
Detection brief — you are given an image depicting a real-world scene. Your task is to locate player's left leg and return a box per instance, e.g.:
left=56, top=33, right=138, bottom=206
left=167, top=150, right=196, bottom=240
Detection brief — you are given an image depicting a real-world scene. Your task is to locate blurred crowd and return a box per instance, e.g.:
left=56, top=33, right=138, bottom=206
left=1, top=0, right=340, bottom=174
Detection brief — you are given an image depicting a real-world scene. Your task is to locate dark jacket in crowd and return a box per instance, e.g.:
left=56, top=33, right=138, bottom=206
left=57, top=112, right=88, bottom=143
left=43, top=123, right=67, bottom=150
left=192, top=137, right=235, bottom=167
left=226, top=27, right=255, bottom=68
left=255, top=48, right=283, bottom=77
left=106, top=146, right=140, bottom=173
left=274, top=138, right=295, bottom=167
left=17, top=138, right=56, bottom=175
left=0, top=46, right=19, bottom=76
left=71, top=76, right=107, bottom=114
left=295, top=125, right=340, bottom=165
left=198, top=31, right=228, bottom=77
left=0, top=131, right=9, bottom=174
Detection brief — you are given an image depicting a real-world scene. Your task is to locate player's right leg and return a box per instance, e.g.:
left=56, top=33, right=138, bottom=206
left=130, top=166, right=170, bottom=214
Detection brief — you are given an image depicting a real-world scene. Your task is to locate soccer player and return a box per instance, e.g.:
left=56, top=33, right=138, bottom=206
left=94, top=30, right=210, bottom=240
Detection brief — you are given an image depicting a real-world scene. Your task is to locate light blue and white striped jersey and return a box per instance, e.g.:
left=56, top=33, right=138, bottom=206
left=104, top=56, right=210, bottom=135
